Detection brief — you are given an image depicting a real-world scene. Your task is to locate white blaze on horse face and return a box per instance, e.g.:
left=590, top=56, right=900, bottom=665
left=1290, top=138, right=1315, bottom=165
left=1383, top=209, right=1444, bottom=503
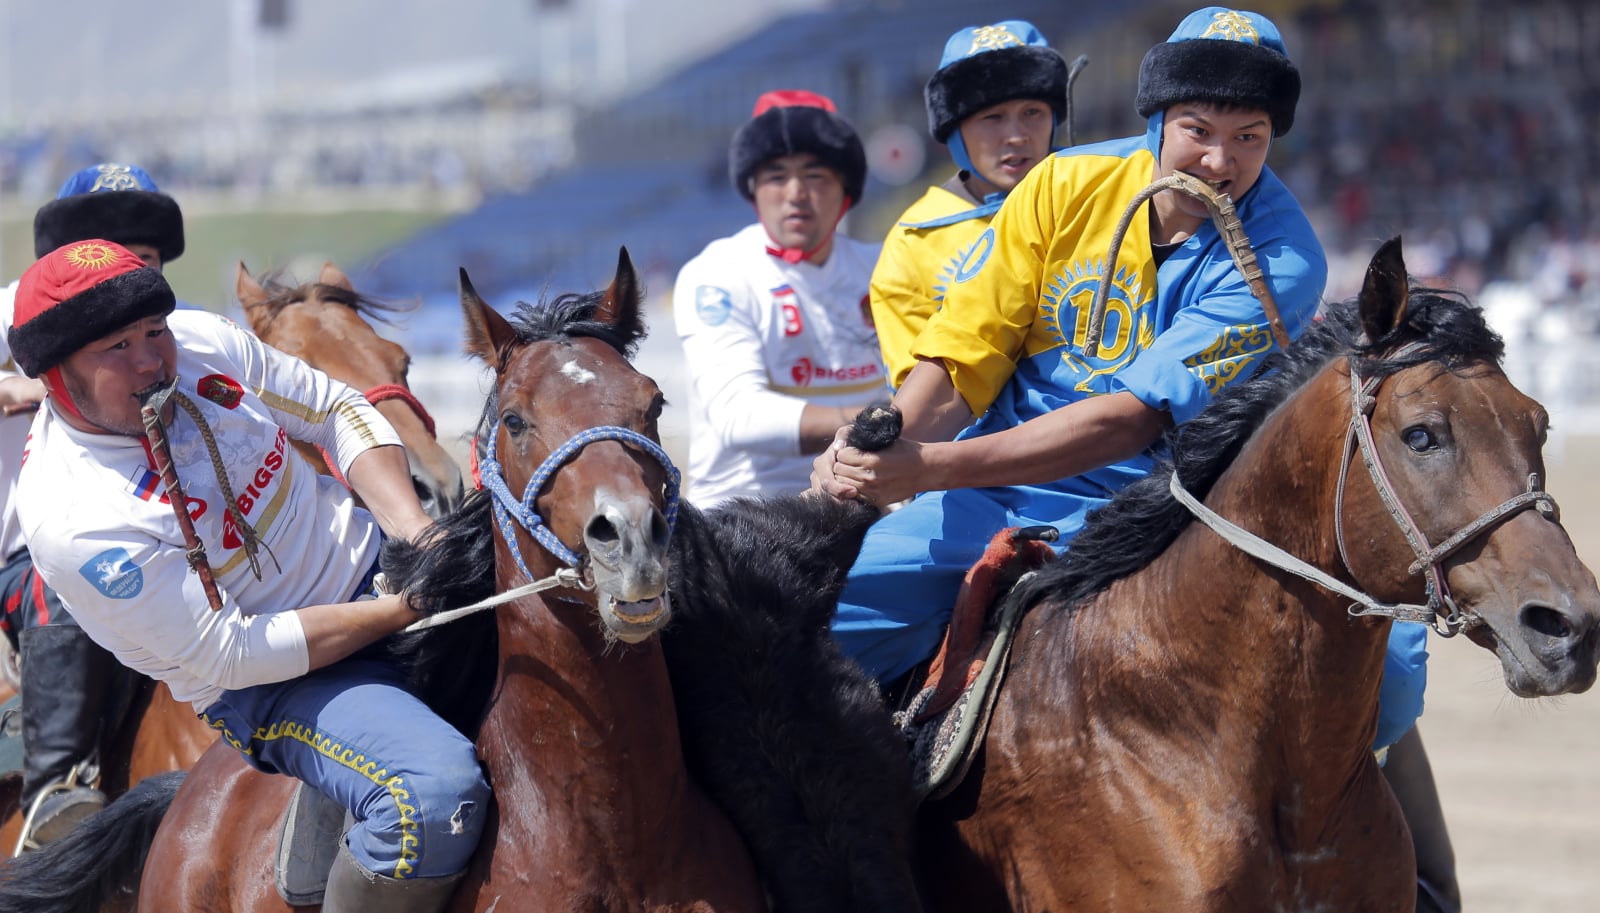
left=561, top=359, right=597, bottom=385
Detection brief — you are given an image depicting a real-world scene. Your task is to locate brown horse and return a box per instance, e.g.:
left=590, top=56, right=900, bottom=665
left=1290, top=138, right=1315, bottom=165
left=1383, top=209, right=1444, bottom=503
left=237, top=261, right=465, bottom=520
left=915, top=238, right=1600, bottom=912
left=0, top=250, right=765, bottom=913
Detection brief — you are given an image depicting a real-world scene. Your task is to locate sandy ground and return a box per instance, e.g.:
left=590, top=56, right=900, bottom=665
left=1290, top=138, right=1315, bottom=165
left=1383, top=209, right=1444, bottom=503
left=1421, top=437, right=1600, bottom=913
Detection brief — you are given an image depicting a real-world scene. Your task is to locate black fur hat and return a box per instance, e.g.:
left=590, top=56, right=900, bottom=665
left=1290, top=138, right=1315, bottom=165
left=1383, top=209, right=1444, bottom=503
left=729, top=90, right=867, bottom=204
left=925, top=22, right=1068, bottom=144
left=33, top=163, right=185, bottom=263
left=1135, top=7, right=1300, bottom=136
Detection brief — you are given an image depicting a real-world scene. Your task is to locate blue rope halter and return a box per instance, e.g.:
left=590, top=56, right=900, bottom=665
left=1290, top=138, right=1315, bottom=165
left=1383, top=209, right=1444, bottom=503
left=478, top=422, right=681, bottom=581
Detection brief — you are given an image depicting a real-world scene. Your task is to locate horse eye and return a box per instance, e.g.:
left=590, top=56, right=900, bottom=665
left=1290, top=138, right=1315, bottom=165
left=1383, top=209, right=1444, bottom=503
left=1403, top=426, right=1435, bottom=452
left=502, top=412, right=527, bottom=436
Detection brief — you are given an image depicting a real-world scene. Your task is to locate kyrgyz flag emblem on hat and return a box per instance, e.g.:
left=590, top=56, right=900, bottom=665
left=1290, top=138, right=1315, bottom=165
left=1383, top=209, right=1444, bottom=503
left=63, top=241, right=122, bottom=270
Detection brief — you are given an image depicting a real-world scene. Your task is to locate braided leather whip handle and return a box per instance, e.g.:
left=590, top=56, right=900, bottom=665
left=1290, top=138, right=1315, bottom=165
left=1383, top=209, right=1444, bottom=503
left=139, top=381, right=223, bottom=611
left=1083, top=171, right=1289, bottom=357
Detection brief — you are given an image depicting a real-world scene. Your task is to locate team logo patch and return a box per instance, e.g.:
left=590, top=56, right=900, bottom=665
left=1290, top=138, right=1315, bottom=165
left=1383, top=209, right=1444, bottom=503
left=197, top=374, right=245, bottom=409
left=79, top=547, right=144, bottom=599
left=695, top=286, right=733, bottom=326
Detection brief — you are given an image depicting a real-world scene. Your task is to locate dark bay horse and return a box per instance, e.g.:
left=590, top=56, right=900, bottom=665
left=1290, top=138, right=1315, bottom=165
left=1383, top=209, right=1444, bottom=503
left=915, top=238, right=1600, bottom=912
left=237, top=261, right=465, bottom=519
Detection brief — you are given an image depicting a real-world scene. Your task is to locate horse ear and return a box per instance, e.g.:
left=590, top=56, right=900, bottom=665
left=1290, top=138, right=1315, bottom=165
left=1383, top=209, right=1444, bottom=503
left=236, top=261, right=271, bottom=331
left=1358, top=237, right=1410, bottom=343
left=318, top=261, right=355, bottom=292
left=594, top=246, right=643, bottom=334
left=459, top=268, right=518, bottom=368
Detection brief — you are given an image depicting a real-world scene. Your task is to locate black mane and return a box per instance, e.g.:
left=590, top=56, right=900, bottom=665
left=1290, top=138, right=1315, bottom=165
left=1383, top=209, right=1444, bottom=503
left=502, top=289, right=646, bottom=357
left=1015, top=284, right=1506, bottom=616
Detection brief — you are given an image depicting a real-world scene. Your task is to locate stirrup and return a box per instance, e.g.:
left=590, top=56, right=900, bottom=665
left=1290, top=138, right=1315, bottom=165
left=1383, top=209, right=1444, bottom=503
left=12, top=759, right=104, bottom=856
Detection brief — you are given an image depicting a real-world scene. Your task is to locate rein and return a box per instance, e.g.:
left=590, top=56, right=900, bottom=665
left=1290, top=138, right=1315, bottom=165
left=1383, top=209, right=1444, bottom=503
left=1172, top=346, right=1561, bottom=636
left=1083, top=171, right=1290, bottom=358
left=478, top=422, right=681, bottom=580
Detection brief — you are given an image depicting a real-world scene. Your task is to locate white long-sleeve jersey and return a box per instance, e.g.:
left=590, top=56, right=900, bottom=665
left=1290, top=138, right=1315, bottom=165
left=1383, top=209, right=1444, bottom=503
left=673, top=223, right=886, bottom=505
left=16, top=310, right=401, bottom=711
left=0, top=280, right=30, bottom=563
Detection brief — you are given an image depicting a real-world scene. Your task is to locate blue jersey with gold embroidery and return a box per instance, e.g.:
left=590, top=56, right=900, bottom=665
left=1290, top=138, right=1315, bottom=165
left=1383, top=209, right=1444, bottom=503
left=913, top=127, right=1325, bottom=512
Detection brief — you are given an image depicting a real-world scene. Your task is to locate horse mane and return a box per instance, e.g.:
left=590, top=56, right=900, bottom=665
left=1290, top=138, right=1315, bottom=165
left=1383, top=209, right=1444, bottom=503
left=250, top=270, right=408, bottom=327
left=1016, top=283, right=1506, bottom=617
left=501, top=289, right=647, bottom=358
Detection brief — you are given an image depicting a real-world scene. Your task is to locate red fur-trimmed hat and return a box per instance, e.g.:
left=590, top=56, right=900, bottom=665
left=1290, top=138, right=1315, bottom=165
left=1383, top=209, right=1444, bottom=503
left=9, top=239, right=177, bottom=378
left=729, top=89, right=867, bottom=204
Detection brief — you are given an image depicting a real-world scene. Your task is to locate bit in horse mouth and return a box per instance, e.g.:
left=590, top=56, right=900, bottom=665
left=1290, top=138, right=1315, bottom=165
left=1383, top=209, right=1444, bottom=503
left=601, top=593, right=667, bottom=626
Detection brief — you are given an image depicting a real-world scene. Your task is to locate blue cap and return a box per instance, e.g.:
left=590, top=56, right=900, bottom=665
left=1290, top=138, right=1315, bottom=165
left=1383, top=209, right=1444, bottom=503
left=1135, top=7, right=1300, bottom=136
left=925, top=21, right=1067, bottom=144
left=55, top=162, right=165, bottom=198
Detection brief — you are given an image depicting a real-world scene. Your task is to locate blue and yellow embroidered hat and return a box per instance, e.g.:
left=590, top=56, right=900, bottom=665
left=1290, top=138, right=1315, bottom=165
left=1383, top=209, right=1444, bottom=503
left=924, top=21, right=1067, bottom=144
left=33, top=162, right=185, bottom=263
left=1135, top=7, right=1300, bottom=136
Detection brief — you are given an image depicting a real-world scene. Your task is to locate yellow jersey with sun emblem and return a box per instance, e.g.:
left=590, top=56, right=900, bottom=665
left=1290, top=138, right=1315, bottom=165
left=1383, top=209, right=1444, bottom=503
left=869, top=182, right=1000, bottom=389
left=916, top=129, right=1325, bottom=451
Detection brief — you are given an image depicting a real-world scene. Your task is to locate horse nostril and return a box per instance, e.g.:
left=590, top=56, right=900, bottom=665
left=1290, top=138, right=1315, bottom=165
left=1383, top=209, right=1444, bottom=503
left=586, top=515, right=620, bottom=546
left=650, top=510, right=669, bottom=550
left=412, top=476, right=432, bottom=503
left=1521, top=603, right=1575, bottom=640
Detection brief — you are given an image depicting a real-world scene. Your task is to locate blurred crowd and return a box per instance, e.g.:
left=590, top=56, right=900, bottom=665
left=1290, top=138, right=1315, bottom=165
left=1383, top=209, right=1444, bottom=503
left=1, top=0, right=1594, bottom=320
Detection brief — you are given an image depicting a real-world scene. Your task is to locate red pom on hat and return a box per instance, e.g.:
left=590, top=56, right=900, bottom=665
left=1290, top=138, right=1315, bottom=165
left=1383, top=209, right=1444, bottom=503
left=751, top=89, right=838, bottom=116
left=8, top=239, right=176, bottom=378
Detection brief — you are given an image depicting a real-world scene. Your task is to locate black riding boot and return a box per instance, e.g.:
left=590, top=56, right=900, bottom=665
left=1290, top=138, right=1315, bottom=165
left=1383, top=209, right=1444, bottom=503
left=1383, top=727, right=1460, bottom=913
left=18, top=624, right=117, bottom=846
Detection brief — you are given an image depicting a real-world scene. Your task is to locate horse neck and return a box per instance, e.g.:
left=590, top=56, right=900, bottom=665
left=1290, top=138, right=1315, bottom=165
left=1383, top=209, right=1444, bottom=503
left=1037, top=364, right=1391, bottom=779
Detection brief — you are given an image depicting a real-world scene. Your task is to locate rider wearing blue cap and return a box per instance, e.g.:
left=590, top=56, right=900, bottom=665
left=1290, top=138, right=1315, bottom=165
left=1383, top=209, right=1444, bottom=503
left=872, top=21, right=1071, bottom=390
left=1, top=162, right=186, bottom=847
left=815, top=9, right=1455, bottom=908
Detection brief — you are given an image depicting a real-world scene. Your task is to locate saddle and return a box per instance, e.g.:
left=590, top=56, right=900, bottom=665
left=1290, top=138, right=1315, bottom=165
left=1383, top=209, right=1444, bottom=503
left=893, top=526, right=1058, bottom=800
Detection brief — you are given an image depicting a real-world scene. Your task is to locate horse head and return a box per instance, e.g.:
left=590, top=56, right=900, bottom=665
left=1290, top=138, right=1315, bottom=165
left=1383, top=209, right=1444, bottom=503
left=460, top=248, right=675, bottom=645
left=236, top=261, right=466, bottom=519
left=1337, top=237, right=1600, bottom=697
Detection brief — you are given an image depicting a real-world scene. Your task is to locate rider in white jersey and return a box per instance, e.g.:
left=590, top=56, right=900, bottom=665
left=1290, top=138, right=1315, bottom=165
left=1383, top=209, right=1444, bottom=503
left=11, top=240, right=486, bottom=912
left=19, top=306, right=392, bottom=711
left=675, top=90, right=885, bottom=506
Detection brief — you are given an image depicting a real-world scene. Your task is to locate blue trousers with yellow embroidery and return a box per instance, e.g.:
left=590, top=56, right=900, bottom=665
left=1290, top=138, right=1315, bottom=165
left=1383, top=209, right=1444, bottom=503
left=200, top=655, right=489, bottom=879
left=830, top=486, right=1428, bottom=752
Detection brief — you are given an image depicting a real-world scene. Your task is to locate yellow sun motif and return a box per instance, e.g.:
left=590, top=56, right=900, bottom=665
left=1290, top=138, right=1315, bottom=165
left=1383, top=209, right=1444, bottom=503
left=968, top=25, right=1023, bottom=53
left=63, top=242, right=120, bottom=269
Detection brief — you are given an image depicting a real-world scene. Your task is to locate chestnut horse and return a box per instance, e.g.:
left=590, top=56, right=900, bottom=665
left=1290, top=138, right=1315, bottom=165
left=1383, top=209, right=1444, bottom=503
left=237, top=261, right=465, bottom=520
left=916, top=238, right=1600, bottom=912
